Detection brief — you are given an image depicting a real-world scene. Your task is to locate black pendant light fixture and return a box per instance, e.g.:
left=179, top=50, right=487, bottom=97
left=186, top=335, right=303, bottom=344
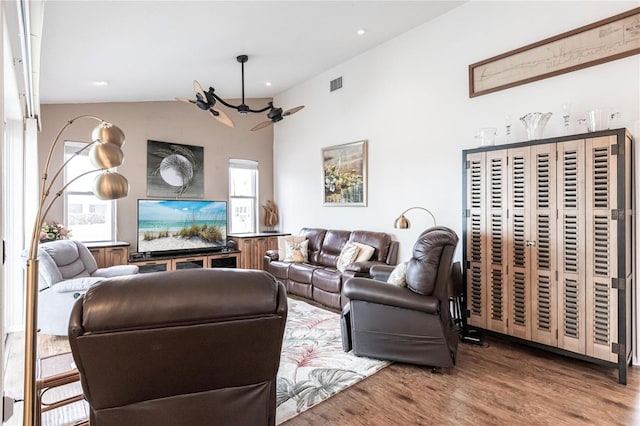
left=177, top=55, right=304, bottom=131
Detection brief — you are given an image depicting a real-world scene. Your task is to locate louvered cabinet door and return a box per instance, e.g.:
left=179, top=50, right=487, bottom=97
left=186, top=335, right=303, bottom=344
left=485, top=150, right=508, bottom=333
left=623, top=132, right=633, bottom=364
left=530, top=144, right=558, bottom=346
left=557, top=139, right=586, bottom=355
left=466, top=152, right=487, bottom=328
left=585, top=136, right=618, bottom=362
left=507, top=147, right=532, bottom=340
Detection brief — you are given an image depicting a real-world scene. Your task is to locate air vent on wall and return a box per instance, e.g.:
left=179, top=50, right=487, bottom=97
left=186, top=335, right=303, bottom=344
left=330, top=77, right=343, bottom=92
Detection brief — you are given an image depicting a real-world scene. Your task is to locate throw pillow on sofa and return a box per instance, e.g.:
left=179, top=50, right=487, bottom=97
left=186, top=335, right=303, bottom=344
left=387, top=262, right=408, bottom=287
left=336, top=242, right=361, bottom=272
left=353, top=242, right=375, bottom=262
left=277, top=235, right=307, bottom=259
left=283, top=239, right=309, bottom=263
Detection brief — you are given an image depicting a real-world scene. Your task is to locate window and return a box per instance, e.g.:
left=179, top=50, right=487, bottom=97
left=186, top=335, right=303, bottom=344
left=63, top=141, right=116, bottom=242
left=229, top=159, right=258, bottom=234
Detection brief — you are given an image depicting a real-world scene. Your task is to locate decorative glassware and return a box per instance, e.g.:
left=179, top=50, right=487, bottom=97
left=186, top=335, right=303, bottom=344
left=475, top=128, right=497, bottom=147
left=520, top=112, right=552, bottom=140
left=577, top=108, right=620, bottom=132
left=586, top=108, right=620, bottom=131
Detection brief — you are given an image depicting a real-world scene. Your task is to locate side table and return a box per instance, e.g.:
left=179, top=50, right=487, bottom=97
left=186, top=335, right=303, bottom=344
left=36, top=352, right=87, bottom=426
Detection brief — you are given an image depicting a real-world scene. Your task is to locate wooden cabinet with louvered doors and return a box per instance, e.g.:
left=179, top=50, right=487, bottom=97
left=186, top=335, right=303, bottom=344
left=556, top=139, right=586, bottom=355
left=462, top=128, right=633, bottom=384
left=585, top=135, right=620, bottom=363
left=506, top=146, right=532, bottom=341
left=464, top=152, right=487, bottom=329
left=485, top=150, right=508, bottom=334
left=529, top=144, right=558, bottom=347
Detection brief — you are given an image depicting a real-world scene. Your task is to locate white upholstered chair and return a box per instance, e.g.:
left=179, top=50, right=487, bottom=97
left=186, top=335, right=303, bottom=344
left=36, top=240, right=139, bottom=335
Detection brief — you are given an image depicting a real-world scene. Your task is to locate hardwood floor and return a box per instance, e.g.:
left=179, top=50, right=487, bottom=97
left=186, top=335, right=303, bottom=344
left=5, top=331, right=640, bottom=425
left=285, top=336, right=640, bottom=425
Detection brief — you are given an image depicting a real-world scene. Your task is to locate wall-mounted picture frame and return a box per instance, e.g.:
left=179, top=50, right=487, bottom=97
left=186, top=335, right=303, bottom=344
left=469, top=7, right=640, bottom=98
left=147, top=140, right=204, bottom=198
left=322, top=140, right=367, bottom=206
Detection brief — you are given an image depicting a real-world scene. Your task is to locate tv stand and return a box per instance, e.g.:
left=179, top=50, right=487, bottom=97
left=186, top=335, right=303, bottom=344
left=129, top=250, right=240, bottom=274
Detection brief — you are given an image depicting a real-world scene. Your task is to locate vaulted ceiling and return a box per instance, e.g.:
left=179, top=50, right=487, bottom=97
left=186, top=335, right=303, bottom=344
left=39, top=1, right=464, bottom=104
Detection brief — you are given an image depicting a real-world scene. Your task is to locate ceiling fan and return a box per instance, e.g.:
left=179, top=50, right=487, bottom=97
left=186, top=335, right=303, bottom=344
left=176, top=80, right=235, bottom=128
left=250, top=104, right=305, bottom=131
left=177, top=55, right=304, bottom=131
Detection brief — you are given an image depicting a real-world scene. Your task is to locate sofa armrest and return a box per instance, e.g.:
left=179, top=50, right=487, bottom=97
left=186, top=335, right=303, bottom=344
left=343, top=277, right=439, bottom=315
left=52, top=277, right=105, bottom=293
left=265, top=250, right=279, bottom=262
left=369, top=264, right=395, bottom=281
left=344, top=260, right=388, bottom=275
left=92, top=265, right=139, bottom=278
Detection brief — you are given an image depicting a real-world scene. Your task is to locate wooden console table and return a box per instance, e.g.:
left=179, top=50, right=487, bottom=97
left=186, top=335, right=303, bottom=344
left=85, top=241, right=130, bottom=268
left=228, top=232, right=289, bottom=270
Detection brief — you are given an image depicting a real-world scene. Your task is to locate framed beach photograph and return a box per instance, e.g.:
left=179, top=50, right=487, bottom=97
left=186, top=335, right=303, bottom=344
left=147, top=140, right=204, bottom=198
left=322, top=140, right=367, bottom=206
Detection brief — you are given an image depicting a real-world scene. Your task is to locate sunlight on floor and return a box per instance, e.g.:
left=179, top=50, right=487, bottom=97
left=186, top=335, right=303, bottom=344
left=4, top=332, right=25, bottom=426
left=3, top=332, right=83, bottom=426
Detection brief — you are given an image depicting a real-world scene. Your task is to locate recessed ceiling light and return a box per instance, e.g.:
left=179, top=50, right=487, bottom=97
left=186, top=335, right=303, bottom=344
left=265, top=82, right=272, bottom=86
left=357, top=29, right=366, bottom=36
left=91, top=80, right=109, bottom=87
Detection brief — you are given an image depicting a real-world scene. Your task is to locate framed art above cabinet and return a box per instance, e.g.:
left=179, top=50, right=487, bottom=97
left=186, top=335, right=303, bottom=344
left=469, top=7, right=640, bottom=97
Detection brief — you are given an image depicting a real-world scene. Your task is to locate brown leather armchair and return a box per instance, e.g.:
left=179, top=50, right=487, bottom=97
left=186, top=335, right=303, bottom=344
left=341, top=226, right=459, bottom=368
left=68, top=268, right=287, bottom=426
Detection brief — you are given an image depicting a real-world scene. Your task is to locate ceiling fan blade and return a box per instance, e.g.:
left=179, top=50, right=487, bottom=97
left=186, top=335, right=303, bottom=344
left=176, top=97, right=195, bottom=104
left=250, top=120, right=274, bottom=131
left=193, top=80, right=207, bottom=100
left=209, top=109, right=235, bottom=128
left=282, top=105, right=305, bottom=117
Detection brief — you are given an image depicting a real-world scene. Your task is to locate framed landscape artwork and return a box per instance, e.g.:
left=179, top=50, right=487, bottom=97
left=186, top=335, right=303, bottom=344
left=322, top=140, right=368, bottom=206
left=147, top=140, right=204, bottom=198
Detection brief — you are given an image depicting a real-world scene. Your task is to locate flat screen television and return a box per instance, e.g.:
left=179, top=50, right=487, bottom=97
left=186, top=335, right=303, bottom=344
left=137, top=199, right=227, bottom=256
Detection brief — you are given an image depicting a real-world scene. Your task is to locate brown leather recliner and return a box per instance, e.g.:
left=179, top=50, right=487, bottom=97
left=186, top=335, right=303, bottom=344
left=68, top=268, right=288, bottom=426
left=341, top=226, right=459, bottom=368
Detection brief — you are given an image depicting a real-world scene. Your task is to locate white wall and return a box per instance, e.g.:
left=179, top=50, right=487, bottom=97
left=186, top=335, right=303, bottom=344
left=273, top=1, right=640, bottom=261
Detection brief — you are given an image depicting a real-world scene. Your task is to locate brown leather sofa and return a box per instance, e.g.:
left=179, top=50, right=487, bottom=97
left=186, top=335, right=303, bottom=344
left=68, top=268, right=287, bottom=426
left=341, top=226, right=459, bottom=368
left=264, top=228, right=398, bottom=310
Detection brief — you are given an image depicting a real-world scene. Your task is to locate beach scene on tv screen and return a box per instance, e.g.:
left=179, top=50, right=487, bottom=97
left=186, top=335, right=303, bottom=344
left=138, top=200, right=227, bottom=253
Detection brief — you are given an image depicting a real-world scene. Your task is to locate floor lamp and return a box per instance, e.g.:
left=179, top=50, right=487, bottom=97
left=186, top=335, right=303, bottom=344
left=393, top=206, right=437, bottom=229
left=23, top=115, right=129, bottom=426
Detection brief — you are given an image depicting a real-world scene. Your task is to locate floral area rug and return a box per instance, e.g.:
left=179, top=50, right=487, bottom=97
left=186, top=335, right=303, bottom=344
left=276, top=298, right=390, bottom=424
